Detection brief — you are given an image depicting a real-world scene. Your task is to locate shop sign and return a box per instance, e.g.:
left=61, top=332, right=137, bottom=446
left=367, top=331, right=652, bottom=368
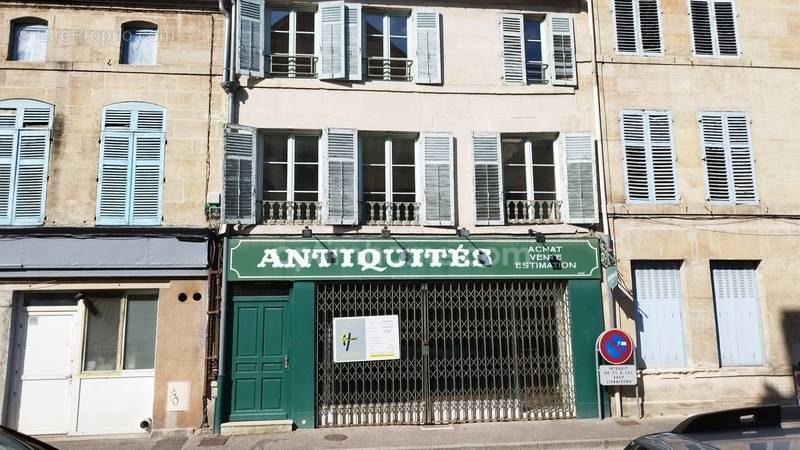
left=228, top=238, right=600, bottom=280
left=333, top=315, right=401, bottom=363
left=599, top=365, right=637, bottom=386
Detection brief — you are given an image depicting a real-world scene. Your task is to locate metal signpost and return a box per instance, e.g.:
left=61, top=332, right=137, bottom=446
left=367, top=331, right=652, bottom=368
left=595, top=329, right=641, bottom=419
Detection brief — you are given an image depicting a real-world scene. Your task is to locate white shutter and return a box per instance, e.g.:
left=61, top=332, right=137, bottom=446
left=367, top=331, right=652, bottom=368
left=129, top=133, right=164, bottom=225
left=421, top=132, right=454, bottom=226
left=613, top=0, right=638, bottom=53
left=621, top=111, right=677, bottom=203
left=648, top=112, right=678, bottom=202
left=699, top=113, right=729, bottom=202
left=12, top=130, right=50, bottom=225
left=712, top=263, right=764, bottom=367
left=690, top=0, right=715, bottom=55
left=318, top=1, right=347, bottom=80
left=620, top=112, right=649, bottom=202
left=634, top=262, right=687, bottom=369
left=550, top=16, right=576, bottom=86
left=323, top=128, right=358, bottom=225
left=223, top=125, right=258, bottom=224
left=713, top=0, right=739, bottom=56
left=96, top=132, right=133, bottom=225
left=236, top=0, right=266, bottom=77
left=700, top=112, right=756, bottom=204
left=345, top=3, right=362, bottom=81
left=415, top=8, right=442, bottom=85
left=564, top=133, right=598, bottom=224
left=500, top=14, right=526, bottom=85
left=472, top=132, right=503, bottom=225
left=638, top=0, right=663, bottom=53
left=0, top=130, right=16, bottom=225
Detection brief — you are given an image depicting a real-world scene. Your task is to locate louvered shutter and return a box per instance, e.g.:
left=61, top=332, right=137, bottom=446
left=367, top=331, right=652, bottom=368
left=318, top=1, right=347, bottom=80
left=236, top=0, right=266, bottom=77
left=0, top=130, right=15, bottom=225
left=472, top=132, right=503, bottom=226
left=613, top=0, right=638, bottom=53
left=223, top=125, right=258, bottom=224
left=648, top=112, right=678, bottom=202
left=415, top=9, right=442, bottom=85
left=621, top=112, right=649, bottom=201
left=699, top=113, right=729, bottom=201
left=714, top=0, right=738, bottom=56
left=564, top=133, right=598, bottom=224
left=712, top=263, right=764, bottom=366
left=345, top=3, right=362, bottom=81
left=129, top=133, right=164, bottom=225
left=634, top=263, right=687, bottom=369
left=96, top=132, right=133, bottom=225
left=639, top=0, right=662, bottom=53
left=323, top=128, right=358, bottom=225
left=421, top=132, right=454, bottom=226
left=726, top=114, right=756, bottom=202
left=700, top=112, right=756, bottom=204
left=690, top=0, right=714, bottom=55
left=550, top=16, right=576, bottom=86
left=621, top=111, right=677, bottom=203
left=500, top=14, right=526, bottom=85
left=12, top=130, right=50, bottom=225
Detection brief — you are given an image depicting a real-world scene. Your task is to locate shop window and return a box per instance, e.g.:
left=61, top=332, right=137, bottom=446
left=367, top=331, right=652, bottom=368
left=120, top=22, right=158, bottom=65
left=8, top=18, right=47, bottom=62
left=82, top=293, right=157, bottom=372
left=262, top=132, right=320, bottom=224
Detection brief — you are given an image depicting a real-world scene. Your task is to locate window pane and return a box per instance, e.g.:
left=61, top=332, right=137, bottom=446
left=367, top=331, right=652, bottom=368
left=294, top=136, right=319, bottom=162
left=362, top=137, right=385, bottom=164
left=295, top=33, right=314, bottom=55
left=296, top=11, right=315, bottom=32
left=264, top=163, right=288, bottom=191
left=294, top=164, right=318, bottom=192
left=83, top=297, right=121, bottom=372
left=367, top=35, right=384, bottom=59
left=525, top=41, right=542, bottom=63
left=505, top=192, right=527, bottom=201
left=363, top=193, right=385, bottom=203
left=12, top=24, right=47, bottom=62
left=502, top=139, right=526, bottom=164
left=123, top=295, right=157, bottom=370
left=294, top=192, right=318, bottom=202
left=365, top=14, right=383, bottom=35
left=264, top=191, right=287, bottom=201
left=532, top=139, right=554, bottom=164
left=389, top=16, right=407, bottom=37
left=534, top=192, right=557, bottom=201
left=122, top=27, right=157, bottom=65
left=524, top=20, right=541, bottom=41
left=392, top=166, right=415, bottom=194
left=264, top=135, right=288, bottom=162
left=390, top=37, right=407, bottom=59
left=392, top=139, right=415, bottom=165
left=533, top=166, right=556, bottom=192
left=502, top=166, right=527, bottom=192
left=271, top=32, right=289, bottom=54
left=363, top=166, right=385, bottom=193
left=271, top=10, right=290, bottom=31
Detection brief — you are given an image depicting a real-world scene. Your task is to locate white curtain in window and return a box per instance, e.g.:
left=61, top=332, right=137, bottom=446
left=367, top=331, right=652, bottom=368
left=13, top=24, right=47, bottom=61
left=122, top=28, right=158, bottom=65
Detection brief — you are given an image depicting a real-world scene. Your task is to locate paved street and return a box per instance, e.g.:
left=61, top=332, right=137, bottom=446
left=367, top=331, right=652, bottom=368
left=44, top=417, right=683, bottom=450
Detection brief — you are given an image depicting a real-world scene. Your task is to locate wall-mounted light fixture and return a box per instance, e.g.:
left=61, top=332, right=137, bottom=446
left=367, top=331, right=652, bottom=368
left=528, top=229, right=546, bottom=244
left=301, top=226, right=313, bottom=239
left=380, top=226, right=391, bottom=239
left=456, top=227, right=470, bottom=238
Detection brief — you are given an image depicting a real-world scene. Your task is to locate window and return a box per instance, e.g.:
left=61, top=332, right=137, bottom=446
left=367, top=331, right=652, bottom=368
left=502, top=135, right=559, bottom=223
left=0, top=99, right=52, bottom=226
left=270, top=9, right=315, bottom=77
left=96, top=102, right=166, bottom=226
left=633, top=262, right=686, bottom=369
left=8, top=18, right=47, bottom=62
left=711, top=262, right=763, bottom=367
left=262, top=133, right=320, bottom=223
left=120, top=22, right=158, bottom=65
left=364, top=12, right=410, bottom=81
left=501, top=15, right=576, bottom=86
left=614, top=0, right=662, bottom=55
left=361, top=135, right=417, bottom=223
left=82, top=293, right=157, bottom=372
left=523, top=20, right=545, bottom=83
left=620, top=110, right=678, bottom=203
left=690, top=0, right=739, bottom=57
left=699, top=112, right=756, bottom=204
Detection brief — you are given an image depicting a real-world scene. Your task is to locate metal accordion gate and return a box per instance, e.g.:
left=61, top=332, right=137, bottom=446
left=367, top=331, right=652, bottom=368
left=316, top=280, right=576, bottom=427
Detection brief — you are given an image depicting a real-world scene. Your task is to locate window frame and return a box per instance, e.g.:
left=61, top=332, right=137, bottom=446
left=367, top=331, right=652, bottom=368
left=522, top=18, right=547, bottom=84
left=359, top=133, right=418, bottom=205
left=688, top=0, right=741, bottom=58
left=613, top=0, right=664, bottom=56
left=261, top=131, right=322, bottom=203
left=363, top=10, right=411, bottom=81
left=8, top=17, right=48, bottom=62
left=268, top=7, right=317, bottom=77
left=500, top=134, right=560, bottom=204
left=119, top=21, right=159, bottom=65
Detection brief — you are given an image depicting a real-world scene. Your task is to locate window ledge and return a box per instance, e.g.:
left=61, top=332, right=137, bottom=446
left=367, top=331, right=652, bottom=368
left=608, top=203, right=787, bottom=217
left=640, top=366, right=787, bottom=379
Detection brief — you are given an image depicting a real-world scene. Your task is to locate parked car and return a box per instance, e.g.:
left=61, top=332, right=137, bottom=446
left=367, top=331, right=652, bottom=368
left=0, top=426, right=58, bottom=450
left=625, top=405, right=800, bottom=449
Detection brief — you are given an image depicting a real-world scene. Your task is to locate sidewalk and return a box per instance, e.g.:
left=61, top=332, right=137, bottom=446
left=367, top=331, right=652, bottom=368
left=44, top=417, right=684, bottom=450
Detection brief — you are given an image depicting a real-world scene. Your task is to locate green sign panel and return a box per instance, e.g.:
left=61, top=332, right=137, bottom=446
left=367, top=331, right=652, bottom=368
left=228, top=238, right=600, bottom=281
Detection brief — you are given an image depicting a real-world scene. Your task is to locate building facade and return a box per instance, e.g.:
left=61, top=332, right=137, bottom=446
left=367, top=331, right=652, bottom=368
left=593, top=0, right=800, bottom=415
left=215, top=0, right=609, bottom=431
left=0, top=0, right=225, bottom=436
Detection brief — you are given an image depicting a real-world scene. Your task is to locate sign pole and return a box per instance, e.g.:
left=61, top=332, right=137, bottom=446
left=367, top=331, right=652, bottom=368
left=595, top=334, right=602, bottom=420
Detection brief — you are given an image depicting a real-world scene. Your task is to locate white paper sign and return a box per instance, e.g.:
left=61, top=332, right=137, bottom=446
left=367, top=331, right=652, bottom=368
left=599, top=365, right=637, bottom=386
left=333, top=315, right=400, bottom=363
left=166, top=381, right=190, bottom=412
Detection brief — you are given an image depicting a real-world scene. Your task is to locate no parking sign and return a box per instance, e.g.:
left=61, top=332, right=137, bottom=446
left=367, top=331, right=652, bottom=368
left=598, top=329, right=634, bottom=365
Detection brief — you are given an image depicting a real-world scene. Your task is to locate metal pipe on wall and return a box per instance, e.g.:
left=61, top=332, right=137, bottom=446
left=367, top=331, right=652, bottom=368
left=212, top=225, right=229, bottom=434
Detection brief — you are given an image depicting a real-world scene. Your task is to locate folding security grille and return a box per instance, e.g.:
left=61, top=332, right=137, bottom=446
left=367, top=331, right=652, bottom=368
left=316, top=280, right=575, bottom=427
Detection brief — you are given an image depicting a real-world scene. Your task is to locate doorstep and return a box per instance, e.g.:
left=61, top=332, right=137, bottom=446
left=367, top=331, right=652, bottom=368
left=219, top=420, right=293, bottom=436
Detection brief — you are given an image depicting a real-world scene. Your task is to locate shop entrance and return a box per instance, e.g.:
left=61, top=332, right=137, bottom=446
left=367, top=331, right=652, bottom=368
left=316, top=280, right=575, bottom=426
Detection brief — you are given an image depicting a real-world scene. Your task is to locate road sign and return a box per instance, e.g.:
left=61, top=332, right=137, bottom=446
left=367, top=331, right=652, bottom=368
left=606, top=265, right=619, bottom=289
left=598, top=329, right=634, bottom=365
left=599, top=365, right=637, bottom=386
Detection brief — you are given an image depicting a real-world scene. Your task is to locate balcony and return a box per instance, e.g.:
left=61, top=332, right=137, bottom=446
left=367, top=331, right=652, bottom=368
left=262, top=201, right=321, bottom=225
left=505, top=200, right=562, bottom=224
left=366, top=57, right=413, bottom=81
left=363, top=201, right=420, bottom=226
left=270, top=53, right=317, bottom=77
left=526, top=62, right=549, bottom=84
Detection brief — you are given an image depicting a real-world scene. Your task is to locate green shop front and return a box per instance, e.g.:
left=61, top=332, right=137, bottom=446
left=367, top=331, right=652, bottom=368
left=221, top=237, right=604, bottom=429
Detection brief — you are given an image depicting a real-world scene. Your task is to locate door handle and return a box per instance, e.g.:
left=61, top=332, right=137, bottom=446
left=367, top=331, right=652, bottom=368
left=283, top=355, right=289, bottom=369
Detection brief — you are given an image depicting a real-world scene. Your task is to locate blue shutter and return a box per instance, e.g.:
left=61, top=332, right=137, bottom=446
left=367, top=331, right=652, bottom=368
left=0, top=130, right=16, bottom=225
left=129, top=133, right=164, bottom=225
left=634, top=262, right=687, bottom=368
left=472, top=132, right=503, bottom=225
left=11, top=130, right=50, bottom=225
left=564, top=133, right=598, bottom=224
left=712, top=263, right=764, bottom=367
left=323, top=128, right=358, bottom=225
left=222, top=125, right=258, bottom=224
left=96, top=132, right=133, bottom=225
left=236, top=0, right=266, bottom=77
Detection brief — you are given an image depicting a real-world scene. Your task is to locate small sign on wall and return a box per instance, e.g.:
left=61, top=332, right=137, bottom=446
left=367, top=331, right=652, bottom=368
left=333, top=315, right=401, bottom=363
left=166, top=381, right=190, bottom=412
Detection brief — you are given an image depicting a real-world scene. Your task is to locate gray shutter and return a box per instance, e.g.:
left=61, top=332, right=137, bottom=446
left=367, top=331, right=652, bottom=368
left=700, top=112, right=756, bottom=204
left=318, top=1, right=347, bottom=80
left=324, top=128, right=358, bottom=225
left=472, top=132, right=503, bottom=226
left=550, top=16, right=576, bottom=86
left=421, top=132, right=454, bottom=226
left=712, top=263, right=764, bottom=367
left=0, top=130, right=16, bottom=225
left=96, top=131, right=133, bottom=225
left=634, top=262, right=687, bottom=369
left=236, top=0, right=266, bottom=77
left=620, top=112, right=649, bottom=202
left=415, top=8, right=442, bottom=85
left=648, top=112, right=678, bottom=202
left=690, top=0, right=714, bottom=55
left=345, top=3, right=362, bottom=81
left=713, top=0, right=738, bottom=56
left=500, top=14, right=526, bottom=85
left=12, top=130, right=50, bottom=225
left=564, top=133, right=598, bottom=224
left=638, top=0, right=663, bottom=53
left=699, top=113, right=730, bottom=202
left=726, top=113, right=757, bottom=203
left=129, top=132, right=164, bottom=225
left=223, top=125, right=258, bottom=224
left=613, top=0, right=638, bottom=53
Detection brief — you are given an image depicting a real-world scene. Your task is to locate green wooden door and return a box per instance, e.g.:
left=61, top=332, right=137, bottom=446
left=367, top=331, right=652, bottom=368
left=230, top=297, right=291, bottom=421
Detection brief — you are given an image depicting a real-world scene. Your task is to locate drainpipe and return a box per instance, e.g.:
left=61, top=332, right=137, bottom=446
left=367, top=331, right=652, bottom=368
left=213, top=225, right=230, bottom=434
left=220, top=0, right=239, bottom=121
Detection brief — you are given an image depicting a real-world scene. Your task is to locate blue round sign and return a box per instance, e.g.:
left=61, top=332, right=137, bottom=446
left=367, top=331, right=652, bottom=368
left=598, top=329, right=633, bottom=365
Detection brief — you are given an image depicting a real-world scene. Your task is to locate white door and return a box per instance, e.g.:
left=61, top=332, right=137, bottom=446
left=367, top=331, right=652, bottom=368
left=10, top=307, right=78, bottom=435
